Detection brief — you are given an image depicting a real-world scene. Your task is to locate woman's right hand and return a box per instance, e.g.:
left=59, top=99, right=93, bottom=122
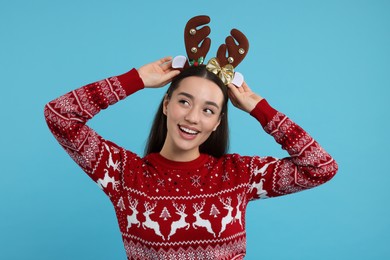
left=137, top=57, right=181, bottom=88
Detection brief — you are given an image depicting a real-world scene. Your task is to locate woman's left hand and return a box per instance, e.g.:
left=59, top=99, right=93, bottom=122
left=227, top=82, right=263, bottom=113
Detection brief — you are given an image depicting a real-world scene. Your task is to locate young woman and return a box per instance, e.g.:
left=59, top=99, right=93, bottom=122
left=44, top=56, right=338, bottom=259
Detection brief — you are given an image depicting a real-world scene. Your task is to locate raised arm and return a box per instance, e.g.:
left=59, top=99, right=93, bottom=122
left=227, top=82, right=338, bottom=199
left=44, top=57, right=179, bottom=196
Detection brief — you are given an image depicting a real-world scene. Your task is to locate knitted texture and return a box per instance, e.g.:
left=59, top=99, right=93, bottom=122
left=44, top=68, right=338, bottom=259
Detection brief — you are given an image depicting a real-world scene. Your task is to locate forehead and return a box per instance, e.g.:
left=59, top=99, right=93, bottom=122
left=174, top=76, right=224, bottom=104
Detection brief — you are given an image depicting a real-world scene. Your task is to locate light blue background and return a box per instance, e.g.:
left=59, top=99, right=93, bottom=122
left=1, top=0, right=389, bottom=259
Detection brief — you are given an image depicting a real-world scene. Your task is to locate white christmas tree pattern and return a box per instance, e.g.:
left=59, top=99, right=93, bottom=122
left=209, top=204, right=220, bottom=218
left=117, top=197, right=125, bottom=211
left=160, top=206, right=171, bottom=220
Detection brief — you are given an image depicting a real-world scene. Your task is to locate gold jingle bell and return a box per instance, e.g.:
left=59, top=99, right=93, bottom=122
left=189, top=29, right=196, bottom=35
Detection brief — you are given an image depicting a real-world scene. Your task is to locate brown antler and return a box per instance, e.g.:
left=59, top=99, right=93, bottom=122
left=184, top=15, right=211, bottom=67
left=216, top=29, right=249, bottom=68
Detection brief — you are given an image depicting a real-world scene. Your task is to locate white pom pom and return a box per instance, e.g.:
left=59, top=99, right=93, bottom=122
left=172, top=55, right=187, bottom=69
left=232, top=72, right=244, bottom=87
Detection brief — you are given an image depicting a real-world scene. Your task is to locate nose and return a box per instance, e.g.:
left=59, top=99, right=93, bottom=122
left=184, top=108, right=200, bottom=124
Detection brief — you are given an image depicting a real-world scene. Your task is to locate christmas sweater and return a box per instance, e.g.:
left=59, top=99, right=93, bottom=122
left=44, top=68, right=338, bottom=260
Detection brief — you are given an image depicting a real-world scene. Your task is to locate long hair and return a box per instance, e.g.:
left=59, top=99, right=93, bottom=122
left=144, top=65, right=229, bottom=158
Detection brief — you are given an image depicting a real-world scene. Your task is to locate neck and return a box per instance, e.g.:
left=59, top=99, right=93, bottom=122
left=159, top=145, right=200, bottom=162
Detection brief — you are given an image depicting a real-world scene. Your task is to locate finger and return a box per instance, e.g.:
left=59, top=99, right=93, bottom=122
left=227, top=83, right=241, bottom=98
left=161, top=69, right=181, bottom=83
left=157, top=56, right=173, bottom=65
left=161, top=60, right=173, bottom=71
left=241, top=82, right=251, bottom=92
left=229, top=82, right=244, bottom=94
left=226, top=83, right=237, bottom=92
left=227, top=90, right=236, bottom=103
left=227, top=83, right=239, bottom=93
left=228, top=89, right=240, bottom=108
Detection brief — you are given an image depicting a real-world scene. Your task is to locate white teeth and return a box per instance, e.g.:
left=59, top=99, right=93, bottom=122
left=179, top=126, right=198, bottom=135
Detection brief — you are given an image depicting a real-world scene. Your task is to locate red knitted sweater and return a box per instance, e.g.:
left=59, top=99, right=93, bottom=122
left=44, top=68, right=338, bottom=259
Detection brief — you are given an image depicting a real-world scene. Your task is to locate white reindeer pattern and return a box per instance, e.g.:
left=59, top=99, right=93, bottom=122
left=103, top=143, right=120, bottom=171
left=234, top=194, right=244, bottom=228
left=142, top=202, right=165, bottom=240
left=167, top=202, right=190, bottom=240
left=253, top=160, right=277, bottom=177
left=252, top=178, right=268, bottom=199
left=122, top=196, right=249, bottom=239
left=97, top=169, right=119, bottom=191
left=192, top=200, right=216, bottom=237
left=126, top=196, right=140, bottom=230
left=250, top=160, right=277, bottom=199
left=218, top=197, right=234, bottom=237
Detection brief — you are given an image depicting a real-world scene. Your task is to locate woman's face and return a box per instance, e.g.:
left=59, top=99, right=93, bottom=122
left=161, top=76, right=224, bottom=160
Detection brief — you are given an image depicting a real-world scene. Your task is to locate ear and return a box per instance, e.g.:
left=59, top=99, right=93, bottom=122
left=213, top=117, right=221, bottom=131
left=163, top=94, right=169, bottom=115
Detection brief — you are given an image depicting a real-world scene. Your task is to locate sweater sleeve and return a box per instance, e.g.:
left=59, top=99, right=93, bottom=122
left=44, top=68, right=145, bottom=197
left=246, top=99, right=338, bottom=200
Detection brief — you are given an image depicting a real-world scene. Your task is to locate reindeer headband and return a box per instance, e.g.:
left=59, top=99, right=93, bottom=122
left=172, top=15, right=249, bottom=86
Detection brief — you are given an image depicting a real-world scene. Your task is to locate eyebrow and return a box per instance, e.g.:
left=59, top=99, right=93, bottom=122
left=177, top=92, right=220, bottom=109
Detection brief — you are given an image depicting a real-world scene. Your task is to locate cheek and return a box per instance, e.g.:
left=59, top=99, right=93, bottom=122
left=166, top=104, right=182, bottom=122
left=204, top=118, right=221, bottom=132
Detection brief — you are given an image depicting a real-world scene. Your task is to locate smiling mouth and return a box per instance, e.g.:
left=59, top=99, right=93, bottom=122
left=179, top=125, right=200, bottom=135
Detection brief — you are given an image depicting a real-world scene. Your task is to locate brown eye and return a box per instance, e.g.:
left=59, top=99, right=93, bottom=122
left=204, top=108, right=215, bottom=115
left=179, top=100, right=190, bottom=106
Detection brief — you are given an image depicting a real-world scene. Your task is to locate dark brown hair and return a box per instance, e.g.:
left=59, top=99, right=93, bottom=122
left=144, top=65, right=229, bottom=158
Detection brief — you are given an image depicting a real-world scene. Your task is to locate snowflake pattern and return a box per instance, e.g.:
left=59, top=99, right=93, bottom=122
left=55, top=94, right=76, bottom=113
left=190, top=175, right=201, bottom=187
left=204, top=161, right=213, bottom=170
left=222, top=173, right=230, bottom=182
left=157, top=179, right=165, bottom=186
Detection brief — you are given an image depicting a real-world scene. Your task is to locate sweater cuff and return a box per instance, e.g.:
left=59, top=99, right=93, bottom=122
left=116, top=68, right=145, bottom=96
left=250, top=99, right=278, bottom=127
